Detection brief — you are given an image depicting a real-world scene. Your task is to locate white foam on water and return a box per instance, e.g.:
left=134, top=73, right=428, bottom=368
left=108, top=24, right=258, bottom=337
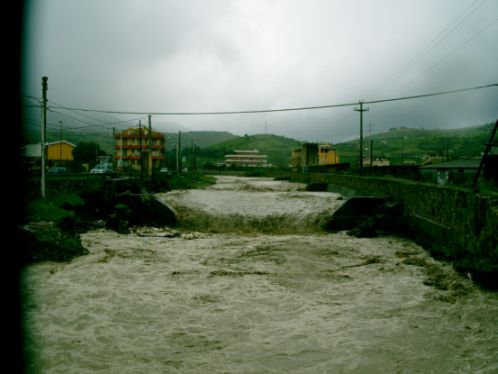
left=21, top=176, right=498, bottom=373
left=156, top=175, right=343, bottom=233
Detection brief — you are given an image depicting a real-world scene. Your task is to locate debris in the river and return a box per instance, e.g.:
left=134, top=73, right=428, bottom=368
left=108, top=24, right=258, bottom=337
left=209, top=269, right=269, bottom=277
left=131, top=226, right=208, bottom=240
left=133, top=226, right=181, bottom=237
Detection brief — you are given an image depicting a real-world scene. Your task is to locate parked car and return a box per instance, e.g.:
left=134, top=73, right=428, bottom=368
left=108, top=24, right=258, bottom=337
left=47, top=166, right=67, bottom=174
left=90, top=163, right=114, bottom=174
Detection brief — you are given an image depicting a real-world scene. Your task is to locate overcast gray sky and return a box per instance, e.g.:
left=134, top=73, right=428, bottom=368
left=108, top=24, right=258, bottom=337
left=22, top=0, right=498, bottom=143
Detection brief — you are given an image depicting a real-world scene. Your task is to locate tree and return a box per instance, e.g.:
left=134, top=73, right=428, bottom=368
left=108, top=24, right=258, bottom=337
left=72, top=142, right=107, bottom=171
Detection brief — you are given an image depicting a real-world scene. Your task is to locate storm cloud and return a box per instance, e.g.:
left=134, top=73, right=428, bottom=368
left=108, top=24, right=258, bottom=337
left=22, top=0, right=498, bottom=142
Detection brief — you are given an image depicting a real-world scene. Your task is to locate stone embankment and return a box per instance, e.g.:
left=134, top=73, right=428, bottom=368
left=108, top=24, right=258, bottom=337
left=293, top=172, right=498, bottom=287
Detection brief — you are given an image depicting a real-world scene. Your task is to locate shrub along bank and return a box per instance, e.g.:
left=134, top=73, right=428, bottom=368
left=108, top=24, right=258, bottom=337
left=21, top=172, right=215, bottom=265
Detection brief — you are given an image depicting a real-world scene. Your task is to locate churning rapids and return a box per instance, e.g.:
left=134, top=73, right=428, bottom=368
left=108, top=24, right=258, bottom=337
left=22, top=176, right=498, bottom=373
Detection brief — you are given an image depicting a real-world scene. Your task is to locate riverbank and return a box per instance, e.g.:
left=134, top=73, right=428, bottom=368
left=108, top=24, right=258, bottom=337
left=292, top=172, right=498, bottom=289
left=21, top=172, right=215, bottom=265
left=22, top=171, right=498, bottom=290
left=21, top=176, right=498, bottom=373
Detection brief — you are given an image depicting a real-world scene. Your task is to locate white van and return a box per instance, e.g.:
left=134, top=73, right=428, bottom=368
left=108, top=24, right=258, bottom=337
left=90, top=163, right=114, bottom=174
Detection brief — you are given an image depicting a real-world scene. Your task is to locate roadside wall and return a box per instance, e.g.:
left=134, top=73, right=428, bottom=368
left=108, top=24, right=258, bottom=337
left=292, top=172, right=497, bottom=270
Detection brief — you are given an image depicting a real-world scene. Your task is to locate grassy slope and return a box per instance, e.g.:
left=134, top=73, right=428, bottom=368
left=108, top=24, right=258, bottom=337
left=196, top=134, right=302, bottom=167
left=165, top=131, right=239, bottom=150
left=334, top=122, right=494, bottom=164
left=24, top=119, right=495, bottom=167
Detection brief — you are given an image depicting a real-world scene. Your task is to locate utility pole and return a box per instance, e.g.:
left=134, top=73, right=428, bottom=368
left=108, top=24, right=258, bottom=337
left=59, top=121, right=63, bottom=164
left=446, top=138, right=450, bottom=161
left=112, top=126, right=116, bottom=171
left=370, top=139, right=373, bottom=169
left=191, top=138, right=195, bottom=171
left=139, top=120, right=143, bottom=183
left=354, top=101, right=369, bottom=175
left=41, top=76, right=48, bottom=198
left=176, top=131, right=181, bottom=172
left=148, top=114, right=152, bottom=180
left=120, top=133, right=123, bottom=171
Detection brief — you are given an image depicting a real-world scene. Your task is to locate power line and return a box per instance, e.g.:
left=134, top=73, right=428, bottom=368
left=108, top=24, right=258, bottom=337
left=21, top=94, right=42, bottom=103
left=48, top=99, right=147, bottom=128
left=48, top=83, right=498, bottom=116
left=392, top=17, right=498, bottom=96
left=49, top=109, right=113, bottom=129
left=364, top=83, right=498, bottom=105
left=49, top=108, right=146, bottom=130
left=49, top=109, right=144, bottom=130
left=365, top=0, right=488, bottom=99
left=50, top=101, right=357, bottom=116
left=48, top=99, right=110, bottom=123
left=22, top=95, right=147, bottom=129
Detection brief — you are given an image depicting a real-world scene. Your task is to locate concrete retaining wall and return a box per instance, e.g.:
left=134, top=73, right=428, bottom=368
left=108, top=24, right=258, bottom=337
left=292, top=172, right=498, bottom=280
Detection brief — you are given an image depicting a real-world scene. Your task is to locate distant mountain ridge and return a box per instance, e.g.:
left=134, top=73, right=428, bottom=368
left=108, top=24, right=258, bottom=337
left=23, top=114, right=494, bottom=167
left=334, top=122, right=494, bottom=165
left=166, top=131, right=238, bottom=150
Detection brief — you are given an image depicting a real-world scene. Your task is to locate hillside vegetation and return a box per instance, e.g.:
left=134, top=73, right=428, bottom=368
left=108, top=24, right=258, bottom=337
left=195, top=134, right=302, bottom=167
left=335, top=122, right=494, bottom=165
left=166, top=131, right=238, bottom=150
left=24, top=118, right=495, bottom=168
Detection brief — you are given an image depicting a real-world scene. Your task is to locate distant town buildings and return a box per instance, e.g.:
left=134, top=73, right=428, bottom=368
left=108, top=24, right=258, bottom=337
left=46, top=140, right=76, bottom=162
left=291, top=143, right=340, bottom=171
left=114, top=127, right=166, bottom=172
left=21, top=144, right=41, bottom=158
left=362, top=158, right=390, bottom=167
left=419, top=159, right=480, bottom=185
left=20, top=140, right=75, bottom=174
left=224, top=149, right=269, bottom=167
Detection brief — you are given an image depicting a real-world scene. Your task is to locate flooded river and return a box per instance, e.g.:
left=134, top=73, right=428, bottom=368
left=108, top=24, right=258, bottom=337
left=22, top=176, right=498, bottom=373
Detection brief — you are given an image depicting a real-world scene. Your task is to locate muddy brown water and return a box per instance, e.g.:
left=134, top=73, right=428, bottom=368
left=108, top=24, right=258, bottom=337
left=21, top=176, right=498, bottom=373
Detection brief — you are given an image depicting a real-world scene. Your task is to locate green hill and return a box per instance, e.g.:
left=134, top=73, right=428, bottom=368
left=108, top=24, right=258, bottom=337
left=334, top=122, right=494, bottom=165
left=166, top=131, right=238, bottom=150
left=195, top=134, right=302, bottom=168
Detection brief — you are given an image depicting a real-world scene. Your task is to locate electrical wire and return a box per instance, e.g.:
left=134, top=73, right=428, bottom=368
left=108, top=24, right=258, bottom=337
left=392, top=17, right=498, bottom=96
left=49, top=108, right=146, bottom=130
left=48, top=99, right=109, bottom=123
left=47, top=83, right=498, bottom=117
left=21, top=94, right=42, bottom=103
left=49, top=109, right=112, bottom=130
left=365, top=0, right=488, bottom=99
left=365, top=83, right=498, bottom=105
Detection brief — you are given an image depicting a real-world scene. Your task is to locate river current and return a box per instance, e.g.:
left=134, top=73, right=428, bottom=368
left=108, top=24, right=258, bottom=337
left=21, top=176, right=498, bottom=373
